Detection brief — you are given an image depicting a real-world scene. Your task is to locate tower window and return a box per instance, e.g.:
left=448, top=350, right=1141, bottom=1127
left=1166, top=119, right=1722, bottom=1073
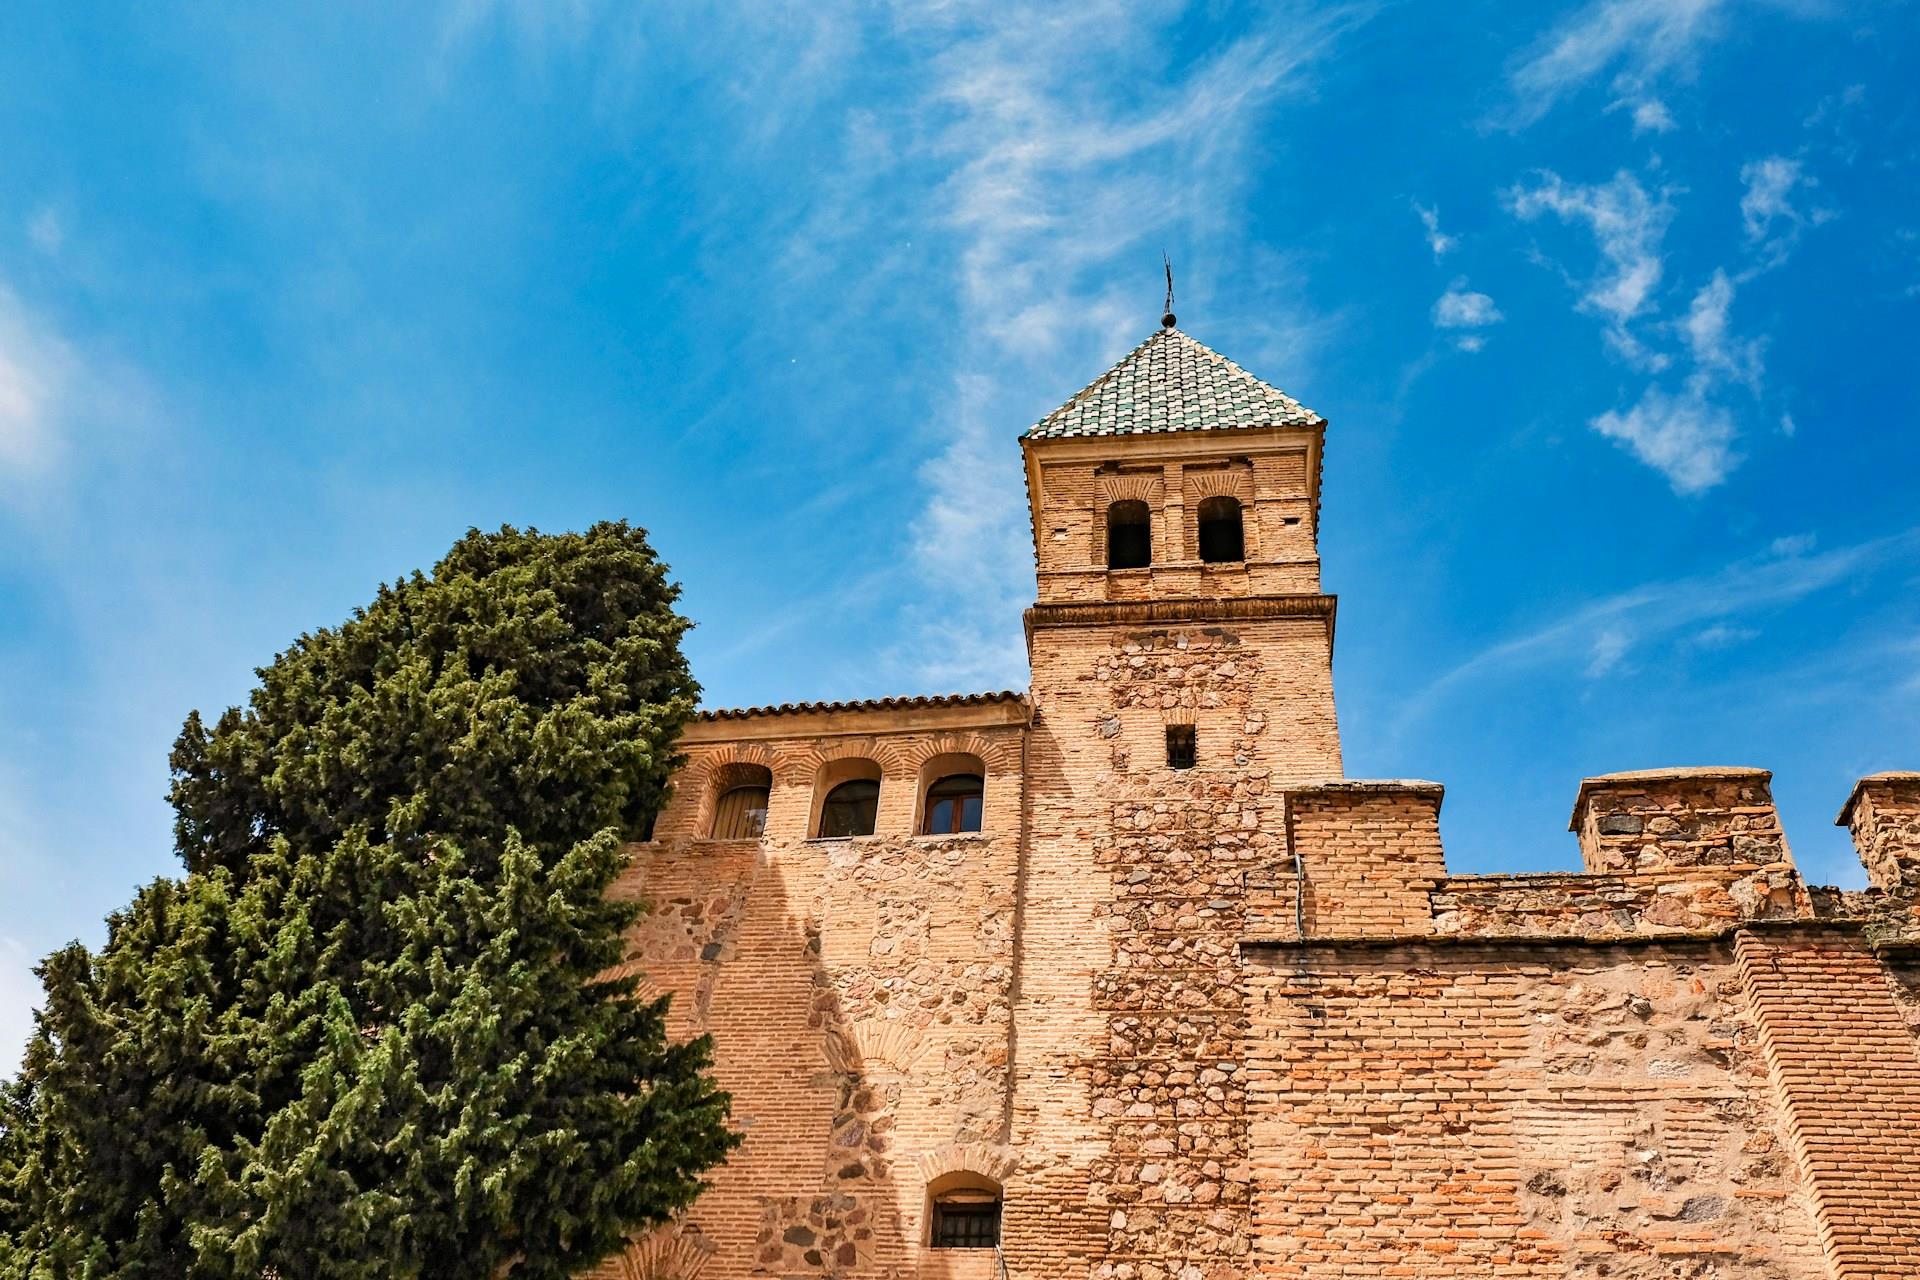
left=1166, top=725, right=1196, bottom=770
left=710, top=783, right=771, bottom=839
left=818, top=778, right=880, bottom=838
left=1107, top=500, right=1151, bottom=569
left=930, top=1194, right=1002, bottom=1249
left=1198, top=495, right=1244, bottom=563
left=924, top=773, right=985, bottom=834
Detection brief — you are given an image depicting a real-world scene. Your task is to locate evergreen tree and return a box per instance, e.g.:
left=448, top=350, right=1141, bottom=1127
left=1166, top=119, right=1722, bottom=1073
left=0, top=522, right=736, bottom=1279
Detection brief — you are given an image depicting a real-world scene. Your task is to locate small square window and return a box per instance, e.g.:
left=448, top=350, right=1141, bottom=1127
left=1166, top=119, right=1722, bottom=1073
left=1165, top=724, right=1196, bottom=770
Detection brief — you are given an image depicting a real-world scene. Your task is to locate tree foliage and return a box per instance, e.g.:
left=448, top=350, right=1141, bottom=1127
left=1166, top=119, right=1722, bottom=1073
left=0, top=522, right=736, bottom=1278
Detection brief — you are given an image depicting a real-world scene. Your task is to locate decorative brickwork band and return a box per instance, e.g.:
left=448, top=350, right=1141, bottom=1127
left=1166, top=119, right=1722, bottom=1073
left=1024, top=592, right=1336, bottom=636
left=1735, top=926, right=1920, bottom=1279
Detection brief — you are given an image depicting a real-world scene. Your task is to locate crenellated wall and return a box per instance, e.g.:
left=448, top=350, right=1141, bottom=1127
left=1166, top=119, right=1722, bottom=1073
left=601, top=728, right=1920, bottom=1280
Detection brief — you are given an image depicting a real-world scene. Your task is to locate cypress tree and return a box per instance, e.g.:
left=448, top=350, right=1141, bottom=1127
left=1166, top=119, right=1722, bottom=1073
left=0, top=522, right=737, bottom=1278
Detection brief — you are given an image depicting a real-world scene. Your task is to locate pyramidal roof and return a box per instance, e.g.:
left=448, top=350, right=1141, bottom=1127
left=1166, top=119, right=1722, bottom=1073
left=1023, top=326, right=1323, bottom=441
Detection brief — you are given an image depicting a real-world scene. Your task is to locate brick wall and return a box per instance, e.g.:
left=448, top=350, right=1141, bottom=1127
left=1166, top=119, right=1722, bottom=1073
left=607, top=712, right=1027, bottom=1279
left=1736, top=928, right=1920, bottom=1279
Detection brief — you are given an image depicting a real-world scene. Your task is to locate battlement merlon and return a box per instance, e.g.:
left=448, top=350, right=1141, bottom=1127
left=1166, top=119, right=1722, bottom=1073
left=1837, top=771, right=1920, bottom=899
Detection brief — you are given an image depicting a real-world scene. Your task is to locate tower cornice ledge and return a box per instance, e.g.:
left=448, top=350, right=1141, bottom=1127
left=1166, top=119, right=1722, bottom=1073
left=1023, top=592, right=1336, bottom=642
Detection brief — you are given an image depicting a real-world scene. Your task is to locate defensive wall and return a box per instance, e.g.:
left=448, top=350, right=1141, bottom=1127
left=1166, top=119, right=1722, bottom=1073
left=593, top=722, right=1920, bottom=1280
left=585, top=323, right=1920, bottom=1280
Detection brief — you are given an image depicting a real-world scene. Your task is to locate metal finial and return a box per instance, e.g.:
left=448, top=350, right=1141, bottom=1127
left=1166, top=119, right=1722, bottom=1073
left=1162, top=255, right=1176, bottom=330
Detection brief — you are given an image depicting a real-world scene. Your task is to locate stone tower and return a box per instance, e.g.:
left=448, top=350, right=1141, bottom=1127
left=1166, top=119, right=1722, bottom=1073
left=1003, top=324, right=1344, bottom=1279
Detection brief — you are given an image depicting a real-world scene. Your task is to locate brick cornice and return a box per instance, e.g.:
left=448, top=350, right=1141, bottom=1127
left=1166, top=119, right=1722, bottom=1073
left=1023, top=592, right=1336, bottom=640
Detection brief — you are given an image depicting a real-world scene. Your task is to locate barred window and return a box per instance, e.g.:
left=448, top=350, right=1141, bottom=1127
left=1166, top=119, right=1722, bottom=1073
left=930, top=1195, right=1001, bottom=1249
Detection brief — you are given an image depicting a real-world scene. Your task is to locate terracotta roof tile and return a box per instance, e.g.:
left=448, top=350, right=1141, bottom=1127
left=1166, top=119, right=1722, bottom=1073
left=696, top=690, right=1028, bottom=721
left=1024, top=327, right=1322, bottom=440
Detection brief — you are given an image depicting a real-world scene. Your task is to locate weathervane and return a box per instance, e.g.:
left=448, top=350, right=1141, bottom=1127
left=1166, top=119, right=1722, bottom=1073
left=1162, top=255, right=1177, bottom=330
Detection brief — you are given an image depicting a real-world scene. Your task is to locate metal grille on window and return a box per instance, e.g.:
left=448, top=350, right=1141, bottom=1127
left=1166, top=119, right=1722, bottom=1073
left=930, top=1197, right=1001, bottom=1249
left=710, top=785, right=770, bottom=839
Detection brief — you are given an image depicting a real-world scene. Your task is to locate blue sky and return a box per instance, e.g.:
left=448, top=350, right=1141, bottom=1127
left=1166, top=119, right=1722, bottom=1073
left=2, top=1, right=1917, bottom=1063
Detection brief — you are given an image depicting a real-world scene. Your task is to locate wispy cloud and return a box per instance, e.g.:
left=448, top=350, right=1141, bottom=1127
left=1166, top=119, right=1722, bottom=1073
left=1740, top=154, right=1831, bottom=265
left=1506, top=0, right=1726, bottom=127
left=1396, top=527, right=1920, bottom=735
left=1415, top=204, right=1456, bottom=259
left=1684, top=269, right=1763, bottom=388
left=1505, top=169, right=1672, bottom=367
left=1504, top=158, right=1815, bottom=493
left=869, top=3, right=1366, bottom=688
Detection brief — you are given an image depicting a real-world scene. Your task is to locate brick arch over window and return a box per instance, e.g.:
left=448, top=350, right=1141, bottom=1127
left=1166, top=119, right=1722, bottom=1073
left=811, top=757, right=883, bottom=838
left=1097, top=472, right=1161, bottom=505
left=700, top=756, right=775, bottom=840
left=904, top=733, right=1018, bottom=776
left=781, top=737, right=911, bottom=779
left=916, top=751, right=987, bottom=835
left=602, top=1225, right=716, bottom=1280
left=917, top=1142, right=1019, bottom=1189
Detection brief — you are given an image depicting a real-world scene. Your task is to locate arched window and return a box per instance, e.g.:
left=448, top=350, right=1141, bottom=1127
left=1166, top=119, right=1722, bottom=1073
left=928, top=1174, right=1003, bottom=1250
left=924, top=774, right=984, bottom=835
left=1198, top=495, right=1244, bottom=563
left=818, top=779, right=880, bottom=838
left=1107, top=500, right=1151, bottom=569
left=711, top=785, right=770, bottom=839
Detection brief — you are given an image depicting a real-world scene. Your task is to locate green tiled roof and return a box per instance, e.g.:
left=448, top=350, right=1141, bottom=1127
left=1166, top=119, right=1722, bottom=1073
left=1023, top=327, right=1322, bottom=440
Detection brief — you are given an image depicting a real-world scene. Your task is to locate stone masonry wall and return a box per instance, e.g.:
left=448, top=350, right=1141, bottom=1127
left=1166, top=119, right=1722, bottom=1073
left=1242, top=941, right=1826, bottom=1278
left=599, top=717, right=1026, bottom=1280
left=1013, top=611, right=1342, bottom=1280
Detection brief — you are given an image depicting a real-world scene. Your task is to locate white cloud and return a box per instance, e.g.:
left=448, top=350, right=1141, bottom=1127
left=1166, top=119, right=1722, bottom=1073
left=1591, top=376, right=1738, bottom=494
left=1739, top=154, right=1830, bottom=263
left=1507, top=0, right=1726, bottom=126
left=1433, top=284, right=1502, bottom=329
left=1432, top=281, right=1502, bottom=352
left=1505, top=169, right=1672, bottom=365
left=1415, top=204, right=1456, bottom=259
left=1684, top=269, right=1763, bottom=389
left=1630, top=98, right=1676, bottom=134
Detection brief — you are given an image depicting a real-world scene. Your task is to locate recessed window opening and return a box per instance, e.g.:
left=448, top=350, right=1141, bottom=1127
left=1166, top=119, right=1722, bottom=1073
left=1198, top=496, right=1245, bottom=563
left=1107, top=500, right=1151, bottom=569
left=710, top=782, right=771, bottom=839
left=930, top=1191, right=1002, bottom=1250
left=818, top=779, right=880, bottom=838
left=1166, top=725, right=1196, bottom=771
left=924, top=774, right=985, bottom=834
